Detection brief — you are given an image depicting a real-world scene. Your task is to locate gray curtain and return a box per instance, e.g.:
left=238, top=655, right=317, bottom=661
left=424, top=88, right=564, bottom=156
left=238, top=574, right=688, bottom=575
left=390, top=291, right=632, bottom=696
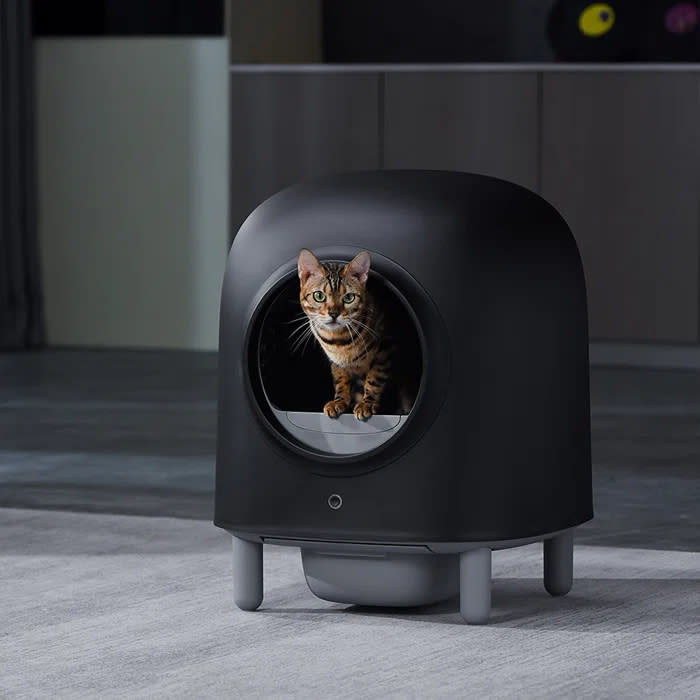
left=0, top=0, right=44, bottom=348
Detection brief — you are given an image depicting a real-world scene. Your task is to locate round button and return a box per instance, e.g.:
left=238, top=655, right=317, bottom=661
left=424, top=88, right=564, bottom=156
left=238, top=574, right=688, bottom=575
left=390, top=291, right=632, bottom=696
left=328, top=494, right=343, bottom=510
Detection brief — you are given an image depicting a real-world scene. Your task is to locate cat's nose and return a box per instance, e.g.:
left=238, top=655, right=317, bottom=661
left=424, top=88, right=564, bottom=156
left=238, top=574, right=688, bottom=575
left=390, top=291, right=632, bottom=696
left=328, top=310, right=340, bottom=319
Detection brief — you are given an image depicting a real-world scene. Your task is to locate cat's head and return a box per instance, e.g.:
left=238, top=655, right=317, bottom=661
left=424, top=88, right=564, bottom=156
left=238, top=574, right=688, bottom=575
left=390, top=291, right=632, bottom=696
left=297, top=249, right=371, bottom=331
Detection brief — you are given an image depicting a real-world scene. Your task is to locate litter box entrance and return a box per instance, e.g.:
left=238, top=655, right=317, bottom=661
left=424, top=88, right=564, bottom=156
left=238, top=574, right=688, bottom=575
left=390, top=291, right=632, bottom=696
left=251, top=265, right=423, bottom=457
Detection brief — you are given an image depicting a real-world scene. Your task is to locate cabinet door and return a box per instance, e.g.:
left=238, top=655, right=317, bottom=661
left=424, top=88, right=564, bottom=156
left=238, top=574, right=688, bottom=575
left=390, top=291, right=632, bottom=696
left=542, top=72, right=700, bottom=342
left=230, top=71, right=380, bottom=236
left=383, top=72, right=539, bottom=191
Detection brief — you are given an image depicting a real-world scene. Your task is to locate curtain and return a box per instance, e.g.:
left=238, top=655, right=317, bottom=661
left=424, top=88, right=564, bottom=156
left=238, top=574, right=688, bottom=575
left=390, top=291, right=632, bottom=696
left=0, top=0, right=44, bottom=349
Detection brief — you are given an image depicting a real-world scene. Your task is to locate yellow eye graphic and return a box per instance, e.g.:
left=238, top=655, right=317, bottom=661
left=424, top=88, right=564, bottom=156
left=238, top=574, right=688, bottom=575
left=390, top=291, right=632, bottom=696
left=342, top=293, right=356, bottom=304
left=578, top=3, right=615, bottom=37
left=312, top=291, right=326, bottom=303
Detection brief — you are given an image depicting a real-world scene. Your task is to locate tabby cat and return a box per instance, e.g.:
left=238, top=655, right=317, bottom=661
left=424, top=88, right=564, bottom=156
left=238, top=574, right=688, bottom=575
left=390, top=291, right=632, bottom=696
left=297, top=248, right=411, bottom=420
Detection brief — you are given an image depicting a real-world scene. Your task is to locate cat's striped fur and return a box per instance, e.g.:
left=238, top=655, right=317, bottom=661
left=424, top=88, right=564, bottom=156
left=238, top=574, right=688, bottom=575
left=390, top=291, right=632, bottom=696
left=297, top=248, right=396, bottom=420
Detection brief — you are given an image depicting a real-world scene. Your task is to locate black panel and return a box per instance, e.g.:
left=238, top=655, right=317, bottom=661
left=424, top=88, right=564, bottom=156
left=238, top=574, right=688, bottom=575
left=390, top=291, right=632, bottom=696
left=32, top=0, right=224, bottom=37
left=636, top=0, right=700, bottom=61
left=547, top=0, right=700, bottom=62
left=322, top=0, right=517, bottom=63
left=323, top=0, right=700, bottom=63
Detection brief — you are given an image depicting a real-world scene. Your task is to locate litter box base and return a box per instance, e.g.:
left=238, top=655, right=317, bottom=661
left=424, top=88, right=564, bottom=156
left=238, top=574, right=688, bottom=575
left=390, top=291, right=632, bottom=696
left=230, top=528, right=575, bottom=625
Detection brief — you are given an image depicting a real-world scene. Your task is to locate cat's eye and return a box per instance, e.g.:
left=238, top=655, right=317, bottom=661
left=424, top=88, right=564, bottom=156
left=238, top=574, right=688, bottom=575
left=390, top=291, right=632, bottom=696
left=312, top=291, right=326, bottom=303
left=342, top=293, right=356, bottom=304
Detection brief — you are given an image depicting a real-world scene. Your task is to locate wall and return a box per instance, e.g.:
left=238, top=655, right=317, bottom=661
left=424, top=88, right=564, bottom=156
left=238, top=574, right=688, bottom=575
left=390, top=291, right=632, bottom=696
left=35, top=38, right=229, bottom=350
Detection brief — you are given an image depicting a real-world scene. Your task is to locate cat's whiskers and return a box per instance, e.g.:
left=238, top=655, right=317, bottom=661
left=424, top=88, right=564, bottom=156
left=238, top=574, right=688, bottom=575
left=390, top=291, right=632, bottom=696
left=290, top=319, right=316, bottom=353
left=350, top=317, right=379, bottom=338
left=347, top=319, right=371, bottom=357
left=302, top=317, right=326, bottom=355
left=289, top=330, right=311, bottom=349
left=288, top=319, right=313, bottom=340
left=293, top=334, right=314, bottom=356
left=298, top=330, right=315, bottom=356
left=290, top=332, right=310, bottom=353
left=344, top=320, right=358, bottom=350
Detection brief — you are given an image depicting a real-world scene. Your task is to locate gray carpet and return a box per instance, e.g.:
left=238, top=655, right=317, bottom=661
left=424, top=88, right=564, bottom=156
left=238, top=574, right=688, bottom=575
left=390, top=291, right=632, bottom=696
left=2, top=508, right=699, bottom=699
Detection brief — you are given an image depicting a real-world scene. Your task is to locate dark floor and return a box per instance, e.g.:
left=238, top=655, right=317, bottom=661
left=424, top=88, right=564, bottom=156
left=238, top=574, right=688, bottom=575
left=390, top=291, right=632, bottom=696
left=1, top=350, right=698, bottom=551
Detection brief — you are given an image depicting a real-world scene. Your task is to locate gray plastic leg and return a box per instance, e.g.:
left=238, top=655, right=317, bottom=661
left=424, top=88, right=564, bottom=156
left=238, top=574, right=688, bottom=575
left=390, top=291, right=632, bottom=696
left=232, top=536, right=263, bottom=611
left=459, top=548, right=492, bottom=624
left=543, top=530, right=573, bottom=597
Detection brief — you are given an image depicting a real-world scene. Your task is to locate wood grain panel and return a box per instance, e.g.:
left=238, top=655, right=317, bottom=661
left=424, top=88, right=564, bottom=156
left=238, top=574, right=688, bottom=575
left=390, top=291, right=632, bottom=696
left=383, top=72, right=539, bottom=191
left=542, top=72, right=700, bottom=342
left=230, top=72, right=380, bottom=235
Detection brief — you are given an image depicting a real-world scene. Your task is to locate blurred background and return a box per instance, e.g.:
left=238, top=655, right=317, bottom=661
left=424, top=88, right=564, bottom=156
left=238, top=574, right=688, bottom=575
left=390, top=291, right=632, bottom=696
left=1, top=0, right=699, bottom=531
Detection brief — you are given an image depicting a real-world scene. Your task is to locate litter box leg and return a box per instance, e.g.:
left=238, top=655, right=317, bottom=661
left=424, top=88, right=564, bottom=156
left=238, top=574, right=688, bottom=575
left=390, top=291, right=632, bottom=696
left=232, top=536, right=263, bottom=611
left=459, top=548, right=492, bottom=625
left=543, top=530, right=573, bottom=597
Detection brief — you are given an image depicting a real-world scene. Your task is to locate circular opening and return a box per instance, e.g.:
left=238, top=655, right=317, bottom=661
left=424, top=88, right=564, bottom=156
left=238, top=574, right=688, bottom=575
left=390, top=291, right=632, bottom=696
left=328, top=494, right=343, bottom=510
left=252, top=262, right=423, bottom=459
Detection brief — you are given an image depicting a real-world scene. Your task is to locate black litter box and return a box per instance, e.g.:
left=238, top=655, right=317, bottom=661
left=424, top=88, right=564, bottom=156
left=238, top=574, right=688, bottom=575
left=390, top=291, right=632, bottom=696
left=214, top=170, right=593, bottom=624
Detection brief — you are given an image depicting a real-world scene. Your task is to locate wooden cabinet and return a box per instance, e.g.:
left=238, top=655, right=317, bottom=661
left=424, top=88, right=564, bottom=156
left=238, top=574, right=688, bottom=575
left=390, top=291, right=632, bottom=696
left=541, top=72, right=700, bottom=342
left=229, top=68, right=700, bottom=345
left=383, top=72, right=539, bottom=191
left=229, top=71, right=380, bottom=235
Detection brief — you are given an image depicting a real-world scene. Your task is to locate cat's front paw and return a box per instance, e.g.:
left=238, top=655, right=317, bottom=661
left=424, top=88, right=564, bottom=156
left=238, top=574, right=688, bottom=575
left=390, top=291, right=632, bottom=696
left=323, top=399, right=348, bottom=418
left=353, top=400, right=377, bottom=421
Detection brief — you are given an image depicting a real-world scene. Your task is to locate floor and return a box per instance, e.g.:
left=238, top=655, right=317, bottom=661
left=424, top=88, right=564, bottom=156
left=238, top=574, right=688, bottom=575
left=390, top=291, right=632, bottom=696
left=3, top=507, right=699, bottom=699
left=1, top=350, right=699, bottom=698
left=0, top=350, right=216, bottom=519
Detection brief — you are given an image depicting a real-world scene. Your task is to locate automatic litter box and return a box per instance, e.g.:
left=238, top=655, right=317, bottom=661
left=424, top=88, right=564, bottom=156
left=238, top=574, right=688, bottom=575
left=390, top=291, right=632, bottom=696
left=214, top=170, right=593, bottom=624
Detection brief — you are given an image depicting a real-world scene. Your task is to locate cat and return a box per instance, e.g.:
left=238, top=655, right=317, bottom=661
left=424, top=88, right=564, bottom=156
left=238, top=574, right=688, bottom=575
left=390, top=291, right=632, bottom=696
left=297, top=248, right=413, bottom=420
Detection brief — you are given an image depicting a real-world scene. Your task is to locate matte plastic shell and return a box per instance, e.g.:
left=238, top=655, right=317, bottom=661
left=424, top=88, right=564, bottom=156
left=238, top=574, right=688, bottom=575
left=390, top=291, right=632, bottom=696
left=215, top=170, right=593, bottom=545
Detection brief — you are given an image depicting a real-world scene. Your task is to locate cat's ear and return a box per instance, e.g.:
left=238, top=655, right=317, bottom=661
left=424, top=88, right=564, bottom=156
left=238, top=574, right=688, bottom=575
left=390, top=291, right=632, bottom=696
left=344, top=251, right=370, bottom=285
left=298, top=248, right=324, bottom=285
